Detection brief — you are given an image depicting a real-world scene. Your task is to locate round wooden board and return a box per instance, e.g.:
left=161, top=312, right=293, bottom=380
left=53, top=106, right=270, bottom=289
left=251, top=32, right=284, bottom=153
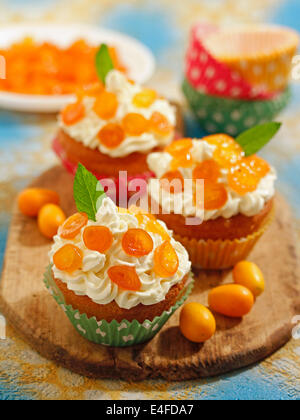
left=0, top=165, right=300, bottom=381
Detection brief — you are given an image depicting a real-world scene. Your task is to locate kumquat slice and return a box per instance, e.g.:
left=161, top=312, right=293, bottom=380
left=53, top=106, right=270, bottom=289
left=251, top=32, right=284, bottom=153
left=193, top=160, right=221, bottom=183
left=93, top=91, right=118, bottom=120
left=165, top=138, right=193, bottom=157
left=122, top=113, right=149, bottom=136
left=98, top=123, right=125, bottom=149
left=150, top=111, right=173, bottom=136
left=153, top=241, right=179, bottom=278
left=122, top=228, right=154, bottom=257
left=202, top=182, right=228, bottom=211
left=242, top=155, right=271, bottom=179
left=61, top=102, right=85, bottom=126
left=160, top=170, right=184, bottom=194
left=108, top=265, right=142, bottom=291
left=53, top=244, right=83, bottom=273
left=228, top=164, right=260, bottom=195
left=59, top=212, right=88, bottom=239
left=83, top=226, right=113, bottom=254
left=132, top=88, right=157, bottom=108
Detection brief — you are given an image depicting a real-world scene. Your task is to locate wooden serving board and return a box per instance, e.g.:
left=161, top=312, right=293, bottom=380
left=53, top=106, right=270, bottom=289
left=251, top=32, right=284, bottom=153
left=0, top=166, right=300, bottom=381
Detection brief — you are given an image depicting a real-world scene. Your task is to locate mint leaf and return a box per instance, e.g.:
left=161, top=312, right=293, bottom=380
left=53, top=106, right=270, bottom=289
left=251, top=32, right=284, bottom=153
left=95, top=44, right=114, bottom=84
left=236, top=122, right=282, bottom=157
left=73, top=164, right=106, bottom=221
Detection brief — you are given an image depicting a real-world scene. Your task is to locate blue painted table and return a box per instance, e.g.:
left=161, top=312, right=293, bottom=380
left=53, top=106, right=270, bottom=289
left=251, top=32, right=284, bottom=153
left=0, top=0, right=299, bottom=400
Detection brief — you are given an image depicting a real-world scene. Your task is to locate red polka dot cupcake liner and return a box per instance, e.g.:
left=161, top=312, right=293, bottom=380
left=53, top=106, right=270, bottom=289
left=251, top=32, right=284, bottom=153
left=185, top=23, right=298, bottom=101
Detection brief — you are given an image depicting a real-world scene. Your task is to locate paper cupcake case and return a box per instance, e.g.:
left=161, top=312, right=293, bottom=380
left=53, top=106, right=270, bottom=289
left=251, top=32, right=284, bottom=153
left=182, top=78, right=291, bottom=136
left=174, top=210, right=274, bottom=270
left=43, top=265, right=194, bottom=347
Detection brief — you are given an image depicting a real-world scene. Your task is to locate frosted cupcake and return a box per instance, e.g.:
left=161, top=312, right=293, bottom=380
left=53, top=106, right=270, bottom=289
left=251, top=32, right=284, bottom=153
left=147, top=134, right=276, bottom=269
left=54, top=69, right=176, bottom=180
left=44, top=165, right=193, bottom=346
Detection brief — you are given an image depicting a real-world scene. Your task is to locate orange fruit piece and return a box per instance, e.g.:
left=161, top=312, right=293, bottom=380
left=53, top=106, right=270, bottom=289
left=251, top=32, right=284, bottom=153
left=122, top=228, right=154, bottom=257
left=38, top=204, right=66, bottom=239
left=53, top=244, right=83, bottom=273
left=132, top=88, right=157, bottom=108
left=160, top=170, right=184, bottom=194
left=193, top=160, right=221, bottom=182
left=146, top=220, right=170, bottom=241
left=83, top=226, right=113, bottom=254
left=93, top=91, right=118, bottom=120
left=242, top=155, right=270, bottom=179
left=18, top=188, right=60, bottom=217
left=170, top=154, right=194, bottom=171
left=98, top=123, right=125, bottom=149
left=122, top=113, right=149, bottom=136
left=180, top=303, right=216, bottom=343
left=154, top=241, right=179, bottom=278
left=203, top=134, right=244, bottom=168
left=108, top=265, right=142, bottom=291
left=228, top=164, right=260, bottom=195
left=150, top=111, right=173, bottom=136
left=165, top=138, right=193, bottom=157
left=208, top=284, right=254, bottom=318
left=201, top=181, right=228, bottom=211
left=59, top=212, right=88, bottom=239
left=61, top=101, right=85, bottom=126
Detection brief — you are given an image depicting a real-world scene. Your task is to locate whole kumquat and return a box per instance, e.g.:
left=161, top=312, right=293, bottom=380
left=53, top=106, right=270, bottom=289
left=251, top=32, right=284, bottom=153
left=93, top=91, right=118, bottom=120
left=83, top=226, right=113, bottom=254
left=59, top=212, right=88, bottom=239
left=208, top=284, right=254, bottom=318
left=108, top=265, right=142, bottom=291
left=61, top=101, right=85, bottom=126
left=180, top=303, right=216, bottom=343
left=233, top=261, right=265, bottom=297
left=122, top=113, right=149, bottom=136
left=38, top=204, right=66, bottom=239
left=122, top=228, right=154, bottom=257
left=53, top=244, right=83, bottom=273
left=153, top=241, right=179, bottom=278
left=18, top=188, right=60, bottom=217
left=98, top=123, right=125, bottom=149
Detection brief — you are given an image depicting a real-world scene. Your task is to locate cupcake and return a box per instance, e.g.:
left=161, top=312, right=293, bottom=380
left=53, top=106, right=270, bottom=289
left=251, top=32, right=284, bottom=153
left=54, top=69, right=176, bottom=181
left=45, top=175, right=193, bottom=346
left=147, top=135, right=276, bottom=269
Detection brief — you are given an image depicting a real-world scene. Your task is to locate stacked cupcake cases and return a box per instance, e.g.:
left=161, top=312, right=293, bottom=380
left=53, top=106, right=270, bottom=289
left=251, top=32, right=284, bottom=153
left=183, top=23, right=298, bottom=135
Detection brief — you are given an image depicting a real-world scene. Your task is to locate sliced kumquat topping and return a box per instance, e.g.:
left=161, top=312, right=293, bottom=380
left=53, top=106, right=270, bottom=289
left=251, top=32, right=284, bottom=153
left=154, top=241, right=179, bottom=278
left=228, top=164, right=260, bottom=195
left=59, top=212, right=88, bottom=239
left=193, top=160, right=221, bottom=182
left=93, top=91, right=118, bottom=120
left=53, top=244, right=83, bottom=273
left=147, top=221, right=170, bottom=241
left=61, top=101, right=85, bottom=126
left=242, top=155, right=270, bottom=178
left=108, top=265, right=142, bottom=291
left=203, top=134, right=244, bottom=168
left=132, top=88, right=157, bottom=108
left=122, top=228, right=154, bottom=257
left=150, top=111, right=173, bottom=136
left=200, top=181, right=228, bottom=211
left=160, top=170, right=184, bottom=194
left=98, top=123, right=125, bottom=149
left=83, top=82, right=104, bottom=97
left=203, top=134, right=236, bottom=148
left=165, top=138, right=193, bottom=157
left=122, top=113, right=149, bottom=136
left=83, top=226, right=113, bottom=254
left=170, top=154, right=194, bottom=170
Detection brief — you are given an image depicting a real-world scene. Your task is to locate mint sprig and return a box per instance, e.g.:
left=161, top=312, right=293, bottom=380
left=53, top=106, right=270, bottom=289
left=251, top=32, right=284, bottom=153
left=236, top=122, right=282, bottom=157
left=95, top=44, right=114, bottom=84
left=73, top=164, right=106, bottom=221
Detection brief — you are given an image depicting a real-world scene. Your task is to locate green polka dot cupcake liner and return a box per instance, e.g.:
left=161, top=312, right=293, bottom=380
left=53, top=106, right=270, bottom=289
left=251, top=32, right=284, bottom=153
left=43, top=265, right=194, bottom=347
left=182, top=78, right=291, bottom=136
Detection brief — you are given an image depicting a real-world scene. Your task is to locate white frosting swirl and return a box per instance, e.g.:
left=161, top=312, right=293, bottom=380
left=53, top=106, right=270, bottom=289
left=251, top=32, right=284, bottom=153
left=59, top=70, right=176, bottom=158
left=49, top=198, right=191, bottom=309
left=147, top=139, right=276, bottom=220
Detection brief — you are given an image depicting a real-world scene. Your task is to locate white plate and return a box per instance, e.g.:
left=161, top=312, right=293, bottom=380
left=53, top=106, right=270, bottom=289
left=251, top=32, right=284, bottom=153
left=0, top=24, right=156, bottom=113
